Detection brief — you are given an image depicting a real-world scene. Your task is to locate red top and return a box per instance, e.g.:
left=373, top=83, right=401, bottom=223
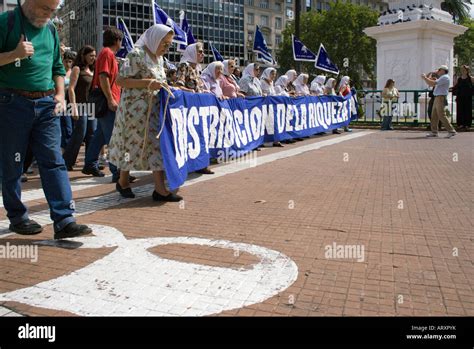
left=340, top=85, right=351, bottom=97
left=92, top=47, right=121, bottom=103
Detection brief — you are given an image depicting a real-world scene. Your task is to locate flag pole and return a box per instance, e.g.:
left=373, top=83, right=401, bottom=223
left=295, top=0, right=301, bottom=72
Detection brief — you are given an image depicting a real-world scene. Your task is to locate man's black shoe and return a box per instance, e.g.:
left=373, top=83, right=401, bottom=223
left=82, top=167, right=105, bottom=177
left=9, top=219, right=43, bottom=235
left=54, top=223, right=92, bottom=240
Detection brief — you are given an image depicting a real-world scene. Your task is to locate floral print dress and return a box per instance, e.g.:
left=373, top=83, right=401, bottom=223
left=109, top=48, right=166, bottom=171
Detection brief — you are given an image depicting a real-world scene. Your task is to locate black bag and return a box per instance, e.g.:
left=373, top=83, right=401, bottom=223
left=88, top=88, right=108, bottom=118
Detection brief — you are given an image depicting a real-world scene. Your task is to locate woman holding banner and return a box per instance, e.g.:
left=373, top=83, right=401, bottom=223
left=285, top=70, right=298, bottom=95
left=220, top=59, right=244, bottom=98
left=310, top=75, right=326, bottom=96
left=294, top=74, right=310, bottom=96
left=324, top=78, right=342, bottom=135
left=260, top=67, right=277, bottom=96
left=201, top=61, right=226, bottom=99
left=274, top=75, right=290, bottom=96
left=108, top=24, right=183, bottom=202
left=179, top=43, right=214, bottom=175
left=178, top=42, right=206, bottom=93
left=338, top=76, right=353, bottom=132
left=238, top=63, right=263, bottom=97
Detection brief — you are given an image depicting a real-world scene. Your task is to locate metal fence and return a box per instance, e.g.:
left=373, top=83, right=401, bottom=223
left=353, top=89, right=460, bottom=125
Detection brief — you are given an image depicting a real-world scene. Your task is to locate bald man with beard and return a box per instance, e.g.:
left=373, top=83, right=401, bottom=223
left=0, top=0, right=91, bottom=239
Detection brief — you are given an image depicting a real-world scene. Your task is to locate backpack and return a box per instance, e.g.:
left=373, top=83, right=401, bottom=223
left=3, top=10, right=58, bottom=53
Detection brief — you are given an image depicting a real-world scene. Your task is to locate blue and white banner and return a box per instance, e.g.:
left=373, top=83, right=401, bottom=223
left=159, top=90, right=355, bottom=190
left=152, top=0, right=187, bottom=46
left=315, top=44, right=339, bottom=75
left=178, top=11, right=196, bottom=52
left=210, top=42, right=224, bottom=62
left=116, top=17, right=134, bottom=59
left=253, top=26, right=276, bottom=65
left=292, top=35, right=316, bottom=62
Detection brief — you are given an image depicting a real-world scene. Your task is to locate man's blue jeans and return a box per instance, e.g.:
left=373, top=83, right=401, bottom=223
left=83, top=109, right=118, bottom=178
left=0, top=90, right=76, bottom=232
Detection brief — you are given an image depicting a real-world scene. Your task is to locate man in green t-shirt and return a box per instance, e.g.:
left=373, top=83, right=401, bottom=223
left=0, top=0, right=91, bottom=239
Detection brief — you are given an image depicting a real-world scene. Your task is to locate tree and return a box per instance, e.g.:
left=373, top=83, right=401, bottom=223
left=454, top=18, right=474, bottom=71
left=441, top=0, right=472, bottom=23
left=276, top=2, right=378, bottom=89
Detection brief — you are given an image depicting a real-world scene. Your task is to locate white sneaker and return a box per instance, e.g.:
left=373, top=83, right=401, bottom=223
left=426, top=133, right=438, bottom=137
left=446, top=132, right=457, bottom=139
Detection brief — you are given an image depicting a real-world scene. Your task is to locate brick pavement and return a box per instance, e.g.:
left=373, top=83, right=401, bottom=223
left=0, top=130, right=472, bottom=316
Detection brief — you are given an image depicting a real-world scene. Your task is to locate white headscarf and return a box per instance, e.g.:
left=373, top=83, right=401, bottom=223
left=286, top=70, right=297, bottom=82
left=311, top=75, right=326, bottom=87
left=294, top=73, right=308, bottom=87
left=275, top=75, right=289, bottom=88
left=310, top=75, right=326, bottom=95
left=180, top=43, right=201, bottom=64
left=325, top=78, right=336, bottom=95
left=201, top=61, right=224, bottom=81
left=338, top=76, right=350, bottom=91
left=223, top=60, right=234, bottom=76
left=135, top=24, right=173, bottom=56
left=294, top=73, right=310, bottom=95
left=261, top=67, right=276, bottom=82
left=325, top=78, right=336, bottom=89
left=242, top=63, right=258, bottom=78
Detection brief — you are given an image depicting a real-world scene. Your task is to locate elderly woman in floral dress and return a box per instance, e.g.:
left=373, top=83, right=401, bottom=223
left=108, top=24, right=182, bottom=202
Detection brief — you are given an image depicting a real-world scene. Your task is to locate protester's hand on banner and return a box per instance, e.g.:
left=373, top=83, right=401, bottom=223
left=14, top=35, right=34, bottom=60
left=108, top=99, right=118, bottom=112
left=54, top=94, right=66, bottom=116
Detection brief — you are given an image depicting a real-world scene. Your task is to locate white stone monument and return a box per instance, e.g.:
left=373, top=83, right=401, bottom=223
left=364, top=0, right=467, bottom=91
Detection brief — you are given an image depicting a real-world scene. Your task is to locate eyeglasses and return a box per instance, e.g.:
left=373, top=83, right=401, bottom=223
left=198, top=50, right=204, bottom=54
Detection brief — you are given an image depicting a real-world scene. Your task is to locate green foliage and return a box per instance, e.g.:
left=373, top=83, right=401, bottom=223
left=441, top=0, right=472, bottom=23
left=454, top=18, right=474, bottom=72
left=276, top=1, right=378, bottom=89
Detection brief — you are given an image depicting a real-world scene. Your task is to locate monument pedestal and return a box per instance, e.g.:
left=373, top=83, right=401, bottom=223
left=365, top=20, right=467, bottom=91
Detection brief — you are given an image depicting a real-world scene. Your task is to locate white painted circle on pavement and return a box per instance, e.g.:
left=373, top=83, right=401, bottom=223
left=0, top=225, right=298, bottom=316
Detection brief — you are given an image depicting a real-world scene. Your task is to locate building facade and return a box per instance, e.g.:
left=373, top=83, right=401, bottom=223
left=59, top=0, right=245, bottom=66
left=243, top=0, right=294, bottom=65
left=303, top=0, right=387, bottom=14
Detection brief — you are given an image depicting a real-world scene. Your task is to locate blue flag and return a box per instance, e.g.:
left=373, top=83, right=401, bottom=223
left=210, top=42, right=224, bottom=62
left=315, top=44, right=339, bottom=75
left=292, top=35, right=316, bottom=62
left=253, top=25, right=276, bottom=65
left=152, top=0, right=187, bottom=46
left=116, top=17, right=134, bottom=59
left=178, top=11, right=196, bottom=52
left=164, top=57, right=177, bottom=71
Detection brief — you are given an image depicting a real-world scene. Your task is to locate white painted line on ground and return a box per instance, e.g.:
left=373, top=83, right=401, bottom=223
left=0, top=131, right=374, bottom=236
left=0, top=172, right=151, bottom=208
